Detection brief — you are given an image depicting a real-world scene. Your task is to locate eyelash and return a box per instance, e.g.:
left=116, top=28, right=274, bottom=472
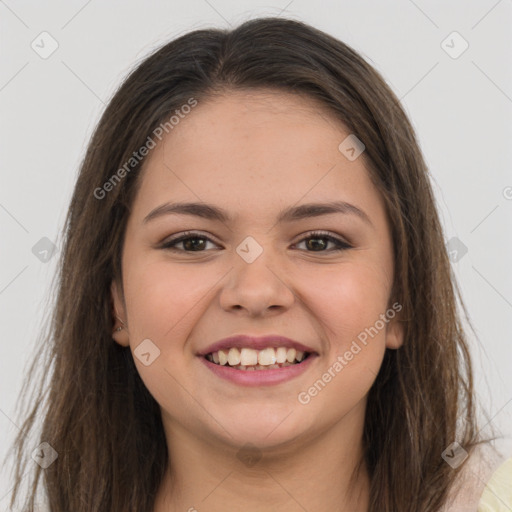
left=160, top=230, right=352, bottom=253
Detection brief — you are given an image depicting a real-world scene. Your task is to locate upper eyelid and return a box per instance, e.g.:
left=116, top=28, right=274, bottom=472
left=162, top=230, right=219, bottom=244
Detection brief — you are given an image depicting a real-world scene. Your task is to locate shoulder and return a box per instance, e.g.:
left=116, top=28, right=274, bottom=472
left=441, top=443, right=510, bottom=512
left=477, top=457, right=512, bottom=512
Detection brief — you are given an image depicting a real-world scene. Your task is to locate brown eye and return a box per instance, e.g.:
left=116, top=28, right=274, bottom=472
left=161, top=232, right=219, bottom=252
left=160, top=230, right=352, bottom=254
left=295, top=231, right=352, bottom=252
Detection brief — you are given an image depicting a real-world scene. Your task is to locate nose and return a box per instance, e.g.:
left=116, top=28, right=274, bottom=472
left=218, top=243, right=296, bottom=317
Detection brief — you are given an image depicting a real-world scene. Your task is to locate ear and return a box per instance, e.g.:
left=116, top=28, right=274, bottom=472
left=111, top=280, right=130, bottom=347
left=384, top=305, right=404, bottom=350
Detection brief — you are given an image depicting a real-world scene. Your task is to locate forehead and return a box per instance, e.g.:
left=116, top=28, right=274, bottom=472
left=165, top=89, right=347, bottom=154
left=131, top=90, right=387, bottom=228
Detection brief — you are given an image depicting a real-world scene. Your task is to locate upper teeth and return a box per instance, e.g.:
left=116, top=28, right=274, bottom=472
left=208, top=347, right=306, bottom=366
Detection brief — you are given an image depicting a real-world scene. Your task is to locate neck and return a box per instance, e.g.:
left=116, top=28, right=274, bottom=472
left=154, top=407, right=370, bottom=512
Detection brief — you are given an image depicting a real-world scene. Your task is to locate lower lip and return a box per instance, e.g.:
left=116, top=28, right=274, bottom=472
left=199, top=354, right=318, bottom=387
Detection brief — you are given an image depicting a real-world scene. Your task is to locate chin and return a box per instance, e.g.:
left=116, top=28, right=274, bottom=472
left=211, top=410, right=312, bottom=451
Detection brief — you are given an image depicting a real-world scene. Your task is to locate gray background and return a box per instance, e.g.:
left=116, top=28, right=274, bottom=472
left=1, top=0, right=511, bottom=505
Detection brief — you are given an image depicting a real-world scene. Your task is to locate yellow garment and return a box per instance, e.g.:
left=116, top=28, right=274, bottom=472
left=478, top=457, right=512, bottom=511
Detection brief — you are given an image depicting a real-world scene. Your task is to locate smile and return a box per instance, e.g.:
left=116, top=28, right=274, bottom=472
left=200, top=349, right=317, bottom=387
left=204, top=346, right=310, bottom=370
left=205, top=347, right=309, bottom=371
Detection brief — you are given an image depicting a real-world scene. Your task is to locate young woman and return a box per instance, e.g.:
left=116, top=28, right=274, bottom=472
left=6, top=16, right=511, bottom=512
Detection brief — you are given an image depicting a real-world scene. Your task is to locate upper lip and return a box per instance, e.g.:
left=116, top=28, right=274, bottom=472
left=197, top=334, right=317, bottom=356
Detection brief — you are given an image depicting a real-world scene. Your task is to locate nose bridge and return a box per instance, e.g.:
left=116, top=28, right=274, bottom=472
left=233, top=233, right=280, bottom=288
left=219, top=234, right=294, bottom=313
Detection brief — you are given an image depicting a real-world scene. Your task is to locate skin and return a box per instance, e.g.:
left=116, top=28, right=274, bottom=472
left=111, top=90, right=404, bottom=512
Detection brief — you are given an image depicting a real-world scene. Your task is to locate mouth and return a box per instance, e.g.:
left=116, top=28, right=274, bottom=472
left=198, top=334, right=318, bottom=386
left=204, top=346, right=312, bottom=371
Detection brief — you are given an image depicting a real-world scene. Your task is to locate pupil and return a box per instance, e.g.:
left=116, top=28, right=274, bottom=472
left=307, top=238, right=326, bottom=251
left=185, top=238, right=205, bottom=251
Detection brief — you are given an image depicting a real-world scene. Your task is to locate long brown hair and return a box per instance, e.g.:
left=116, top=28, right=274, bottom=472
left=6, top=16, right=485, bottom=511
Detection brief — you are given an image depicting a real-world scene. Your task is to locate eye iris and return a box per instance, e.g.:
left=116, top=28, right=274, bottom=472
left=183, top=237, right=206, bottom=251
left=307, top=237, right=327, bottom=251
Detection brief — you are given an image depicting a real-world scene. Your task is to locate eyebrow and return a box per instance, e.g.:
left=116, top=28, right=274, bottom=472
left=143, top=200, right=373, bottom=227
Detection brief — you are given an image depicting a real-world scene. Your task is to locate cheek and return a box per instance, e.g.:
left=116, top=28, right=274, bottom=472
left=293, top=263, right=391, bottom=420
left=296, top=263, right=391, bottom=414
left=304, top=260, right=392, bottom=345
left=121, top=259, right=216, bottom=410
left=123, top=257, right=217, bottom=340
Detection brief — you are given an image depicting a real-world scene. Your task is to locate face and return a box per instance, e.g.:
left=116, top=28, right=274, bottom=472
left=111, top=90, right=403, bottom=452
